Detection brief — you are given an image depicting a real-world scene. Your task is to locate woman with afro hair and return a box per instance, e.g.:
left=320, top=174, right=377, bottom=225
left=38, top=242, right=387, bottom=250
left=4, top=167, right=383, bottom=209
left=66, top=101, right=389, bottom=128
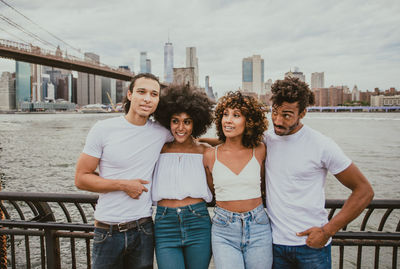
left=152, top=84, right=214, bottom=269
left=203, top=91, right=273, bottom=269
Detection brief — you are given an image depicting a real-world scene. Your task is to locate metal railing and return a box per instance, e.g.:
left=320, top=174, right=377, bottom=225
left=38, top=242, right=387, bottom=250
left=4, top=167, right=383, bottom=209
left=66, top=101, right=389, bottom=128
left=0, top=192, right=399, bottom=269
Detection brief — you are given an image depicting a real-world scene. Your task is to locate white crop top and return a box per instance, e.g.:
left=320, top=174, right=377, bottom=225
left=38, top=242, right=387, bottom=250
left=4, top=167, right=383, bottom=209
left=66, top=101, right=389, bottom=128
left=212, top=146, right=261, bottom=201
left=152, top=153, right=213, bottom=203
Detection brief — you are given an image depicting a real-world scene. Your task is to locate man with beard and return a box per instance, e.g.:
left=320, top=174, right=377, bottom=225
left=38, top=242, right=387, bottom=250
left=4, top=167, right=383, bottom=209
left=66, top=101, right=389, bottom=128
left=264, top=77, right=374, bottom=268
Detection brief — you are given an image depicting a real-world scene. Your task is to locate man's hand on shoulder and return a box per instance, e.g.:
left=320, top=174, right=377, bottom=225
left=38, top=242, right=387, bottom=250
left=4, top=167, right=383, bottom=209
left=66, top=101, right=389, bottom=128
left=119, top=179, right=149, bottom=199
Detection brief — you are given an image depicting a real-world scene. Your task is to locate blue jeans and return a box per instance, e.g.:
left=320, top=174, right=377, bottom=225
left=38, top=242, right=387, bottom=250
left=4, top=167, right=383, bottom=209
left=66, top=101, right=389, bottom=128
left=272, top=244, right=331, bottom=269
left=211, top=204, right=273, bottom=269
left=92, top=220, right=154, bottom=269
left=154, top=201, right=212, bottom=269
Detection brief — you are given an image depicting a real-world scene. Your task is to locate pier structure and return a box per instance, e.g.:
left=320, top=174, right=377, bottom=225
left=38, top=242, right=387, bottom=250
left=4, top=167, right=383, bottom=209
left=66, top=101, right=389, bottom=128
left=307, top=106, right=400, bottom=112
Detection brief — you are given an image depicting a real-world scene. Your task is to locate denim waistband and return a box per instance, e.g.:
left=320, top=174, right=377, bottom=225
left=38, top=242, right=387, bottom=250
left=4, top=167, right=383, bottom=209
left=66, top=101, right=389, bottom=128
left=156, top=201, right=207, bottom=215
left=214, top=204, right=265, bottom=220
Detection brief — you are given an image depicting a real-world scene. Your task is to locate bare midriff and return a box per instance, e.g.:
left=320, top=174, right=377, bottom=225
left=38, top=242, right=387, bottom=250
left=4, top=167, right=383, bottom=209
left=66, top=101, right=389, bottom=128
left=216, top=197, right=262, bottom=213
left=158, top=197, right=205, bottom=208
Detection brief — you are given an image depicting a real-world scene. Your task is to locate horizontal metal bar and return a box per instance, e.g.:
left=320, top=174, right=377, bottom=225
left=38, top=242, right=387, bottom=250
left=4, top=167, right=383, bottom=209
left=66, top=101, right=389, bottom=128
left=334, top=231, right=400, bottom=240
left=55, top=231, right=93, bottom=239
left=333, top=239, right=400, bottom=247
left=0, top=229, right=43, bottom=236
left=0, top=192, right=98, bottom=203
left=0, top=220, right=94, bottom=231
left=0, top=229, right=93, bottom=239
left=325, top=199, right=400, bottom=209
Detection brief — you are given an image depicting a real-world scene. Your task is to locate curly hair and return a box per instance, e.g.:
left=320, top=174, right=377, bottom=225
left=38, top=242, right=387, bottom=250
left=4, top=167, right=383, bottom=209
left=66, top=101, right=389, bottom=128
left=270, top=77, right=315, bottom=113
left=215, top=91, right=268, bottom=148
left=154, top=84, right=215, bottom=138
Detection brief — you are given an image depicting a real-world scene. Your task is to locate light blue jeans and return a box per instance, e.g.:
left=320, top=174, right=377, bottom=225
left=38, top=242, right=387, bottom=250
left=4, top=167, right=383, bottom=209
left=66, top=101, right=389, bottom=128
left=211, top=204, right=273, bottom=269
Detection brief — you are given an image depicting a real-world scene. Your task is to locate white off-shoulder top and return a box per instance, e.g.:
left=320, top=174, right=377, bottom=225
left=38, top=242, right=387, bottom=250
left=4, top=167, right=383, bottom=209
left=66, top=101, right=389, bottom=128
left=152, top=153, right=213, bottom=203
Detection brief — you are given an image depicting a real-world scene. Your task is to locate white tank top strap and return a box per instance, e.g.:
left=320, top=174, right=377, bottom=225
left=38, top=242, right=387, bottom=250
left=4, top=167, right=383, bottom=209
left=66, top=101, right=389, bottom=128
left=215, top=145, right=220, bottom=160
left=252, top=147, right=255, bottom=157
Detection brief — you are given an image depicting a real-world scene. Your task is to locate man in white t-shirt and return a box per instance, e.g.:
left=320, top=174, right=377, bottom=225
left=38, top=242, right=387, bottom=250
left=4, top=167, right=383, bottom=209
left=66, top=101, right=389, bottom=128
left=75, top=73, right=172, bottom=269
left=264, top=77, right=374, bottom=269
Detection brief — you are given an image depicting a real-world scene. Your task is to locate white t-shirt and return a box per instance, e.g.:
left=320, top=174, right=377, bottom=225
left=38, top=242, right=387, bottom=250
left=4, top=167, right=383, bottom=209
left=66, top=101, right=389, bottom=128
left=264, top=125, right=351, bottom=246
left=83, top=116, right=172, bottom=223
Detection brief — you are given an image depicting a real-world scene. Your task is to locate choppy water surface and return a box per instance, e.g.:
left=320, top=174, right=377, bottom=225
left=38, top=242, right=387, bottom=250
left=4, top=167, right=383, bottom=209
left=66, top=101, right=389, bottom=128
left=2, top=112, right=398, bottom=198
left=0, top=112, right=399, bottom=268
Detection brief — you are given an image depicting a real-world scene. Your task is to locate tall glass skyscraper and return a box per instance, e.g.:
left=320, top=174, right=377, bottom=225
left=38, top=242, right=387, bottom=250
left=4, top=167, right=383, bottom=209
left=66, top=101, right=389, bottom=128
left=164, top=42, right=174, bottom=83
left=140, top=52, right=147, bottom=73
left=242, top=55, right=264, bottom=96
left=15, top=61, right=31, bottom=108
left=146, top=59, right=151, bottom=74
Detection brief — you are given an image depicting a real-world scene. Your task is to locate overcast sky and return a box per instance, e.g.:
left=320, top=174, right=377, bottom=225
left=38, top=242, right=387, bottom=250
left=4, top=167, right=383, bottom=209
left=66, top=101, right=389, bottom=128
left=0, top=0, right=399, bottom=96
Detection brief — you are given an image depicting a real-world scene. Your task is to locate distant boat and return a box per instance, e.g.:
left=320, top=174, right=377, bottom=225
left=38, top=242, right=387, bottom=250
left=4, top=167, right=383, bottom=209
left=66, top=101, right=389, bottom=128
left=79, top=104, right=108, bottom=113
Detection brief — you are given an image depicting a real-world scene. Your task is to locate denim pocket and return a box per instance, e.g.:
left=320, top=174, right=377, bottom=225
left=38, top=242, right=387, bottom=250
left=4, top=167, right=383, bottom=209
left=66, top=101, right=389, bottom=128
left=211, top=213, right=229, bottom=227
left=93, top=229, right=109, bottom=244
left=140, top=221, right=154, bottom=236
left=155, top=212, right=166, bottom=222
left=191, top=208, right=210, bottom=218
left=254, top=211, right=270, bottom=225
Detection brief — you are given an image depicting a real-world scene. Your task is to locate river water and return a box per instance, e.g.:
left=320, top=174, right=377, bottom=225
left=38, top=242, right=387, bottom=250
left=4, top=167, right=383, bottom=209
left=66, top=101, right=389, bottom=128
left=0, top=112, right=399, bottom=268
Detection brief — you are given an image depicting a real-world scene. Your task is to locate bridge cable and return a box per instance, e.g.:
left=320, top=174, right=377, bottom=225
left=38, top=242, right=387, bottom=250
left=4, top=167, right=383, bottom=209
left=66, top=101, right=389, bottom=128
left=0, top=14, right=57, bottom=49
left=0, top=0, right=82, bottom=55
left=0, top=25, right=27, bottom=43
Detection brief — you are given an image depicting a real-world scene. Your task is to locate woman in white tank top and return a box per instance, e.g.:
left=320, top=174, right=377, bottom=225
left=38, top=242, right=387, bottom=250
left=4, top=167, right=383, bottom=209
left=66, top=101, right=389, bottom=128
left=203, top=91, right=273, bottom=269
left=152, top=84, right=214, bottom=269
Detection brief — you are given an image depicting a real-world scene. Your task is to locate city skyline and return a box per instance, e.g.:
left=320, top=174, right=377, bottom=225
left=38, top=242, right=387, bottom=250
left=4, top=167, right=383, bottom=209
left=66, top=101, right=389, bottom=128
left=0, top=0, right=399, bottom=96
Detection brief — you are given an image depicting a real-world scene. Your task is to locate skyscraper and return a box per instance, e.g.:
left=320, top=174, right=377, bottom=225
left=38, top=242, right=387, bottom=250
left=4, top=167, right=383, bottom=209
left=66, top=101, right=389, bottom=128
left=186, top=47, right=198, bottom=87
left=352, top=85, right=360, bottom=101
left=146, top=59, right=151, bottom=74
left=0, top=72, right=15, bottom=110
left=31, top=64, right=42, bottom=102
left=311, top=72, right=325, bottom=89
left=242, top=55, right=264, bottom=96
left=77, top=52, right=102, bottom=106
left=205, top=75, right=215, bottom=101
left=164, top=41, right=174, bottom=83
left=15, top=61, right=31, bottom=109
left=140, top=52, right=147, bottom=73
left=285, top=67, right=305, bottom=82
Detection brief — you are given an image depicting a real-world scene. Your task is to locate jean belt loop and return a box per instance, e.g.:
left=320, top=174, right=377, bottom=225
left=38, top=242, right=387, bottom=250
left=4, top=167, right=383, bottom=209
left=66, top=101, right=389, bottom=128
left=163, top=206, right=168, bottom=216
left=136, top=220, right=141, bottom=230
left=230, top=212, right=233, bottom=222
left=188, top=204, right=193, bottom=212
left=108, top=224, right=113, bottom=235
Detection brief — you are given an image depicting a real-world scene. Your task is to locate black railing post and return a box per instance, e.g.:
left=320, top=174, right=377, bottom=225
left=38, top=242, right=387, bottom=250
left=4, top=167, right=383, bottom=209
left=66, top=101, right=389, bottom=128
left=44, top=229, right=61, bottom=269
left=32, top=201, right=61, bottom=268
